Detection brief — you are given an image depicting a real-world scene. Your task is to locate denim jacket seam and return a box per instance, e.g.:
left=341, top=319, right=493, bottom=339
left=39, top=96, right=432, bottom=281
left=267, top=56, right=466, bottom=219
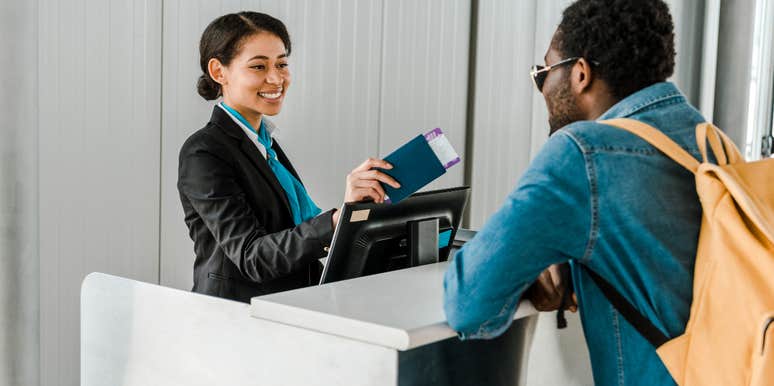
left=614, top=92, right=684, bottom=118
left=587, top=145, right=700, bottom=157
left=474, top=287, right=523, bottom=337
left=611, top=305, right=626, bottom=386
left=623, top=95, right=684, bottom=117
left=592, top=148, right=659, bottom=155
left=564, top=131, right=598, bottom=264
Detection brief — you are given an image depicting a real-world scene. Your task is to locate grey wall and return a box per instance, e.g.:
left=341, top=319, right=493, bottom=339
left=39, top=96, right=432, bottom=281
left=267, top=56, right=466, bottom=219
left=667, top=0, right=707, bottom=109
left=714, top=0, right=756, bottom=147
left=1, top=2, right=39, bottom=386
left=37, top=1, right=162, bottom=385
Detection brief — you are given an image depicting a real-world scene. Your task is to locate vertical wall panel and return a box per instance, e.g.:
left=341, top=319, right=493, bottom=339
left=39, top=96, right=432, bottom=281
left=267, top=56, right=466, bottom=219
left=714, top=0, right=755, bottom=147
left=666, top=0, right=707, bottom=107
left=468, top=0, right=541, bottom=229
left=379, top=0, right=470, bottom=192
left=38, top=0, right=162, bottom=385
left=1, top=1, right=39, bottom=386
left=159, top=0, right=384, bottom=290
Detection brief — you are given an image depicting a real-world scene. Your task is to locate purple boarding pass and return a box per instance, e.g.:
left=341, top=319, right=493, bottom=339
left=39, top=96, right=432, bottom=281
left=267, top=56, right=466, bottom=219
left=424, top=127, right=444, bottom=142
left=424, top=128, right=461, bottom=169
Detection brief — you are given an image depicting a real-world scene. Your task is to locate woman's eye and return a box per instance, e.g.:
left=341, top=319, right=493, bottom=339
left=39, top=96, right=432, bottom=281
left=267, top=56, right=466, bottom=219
left=278, top=63, right=289, bottom=69
left=252, top=65, right=265, bottom=70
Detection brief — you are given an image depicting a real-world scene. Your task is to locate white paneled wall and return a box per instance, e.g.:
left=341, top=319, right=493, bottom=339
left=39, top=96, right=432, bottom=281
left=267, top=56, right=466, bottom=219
left=468, top=1, right=574, bottom=229
left=159, top=0, right=470, bottom=291
left=38, top=1, right=162, bottom=385
left=666, top=0, right=707, bottom=108
left=379, top=0, right=470, bottom=191
left=468, top=0, right=538, bottom=229
left=1, top=2, right=39, bottom=386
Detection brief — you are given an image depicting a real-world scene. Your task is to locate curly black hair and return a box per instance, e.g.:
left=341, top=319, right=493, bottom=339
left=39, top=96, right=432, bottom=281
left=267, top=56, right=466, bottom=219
left=555, top=0, right=676, bottom=99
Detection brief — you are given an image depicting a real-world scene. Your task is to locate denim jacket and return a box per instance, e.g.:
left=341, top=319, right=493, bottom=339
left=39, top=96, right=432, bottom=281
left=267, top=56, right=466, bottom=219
left=444, top=82, right=707, bottom=385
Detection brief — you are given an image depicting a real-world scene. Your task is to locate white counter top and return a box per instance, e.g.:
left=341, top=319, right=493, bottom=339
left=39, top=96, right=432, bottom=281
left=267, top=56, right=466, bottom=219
left=250, top=261, right=537, bottom=351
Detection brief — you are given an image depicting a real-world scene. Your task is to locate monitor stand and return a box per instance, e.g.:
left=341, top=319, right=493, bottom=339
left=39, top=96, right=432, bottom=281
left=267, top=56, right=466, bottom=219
left=408, top=218, right=439, bottom=267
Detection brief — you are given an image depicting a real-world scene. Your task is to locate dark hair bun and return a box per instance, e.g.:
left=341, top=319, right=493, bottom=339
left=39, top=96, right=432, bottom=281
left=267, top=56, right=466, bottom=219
left=197, top=74, right=221, bottom=100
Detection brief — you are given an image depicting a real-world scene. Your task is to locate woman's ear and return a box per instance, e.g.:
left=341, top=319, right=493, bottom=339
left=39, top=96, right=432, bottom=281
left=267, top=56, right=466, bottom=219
left=208, top=58, right=227, bottom=86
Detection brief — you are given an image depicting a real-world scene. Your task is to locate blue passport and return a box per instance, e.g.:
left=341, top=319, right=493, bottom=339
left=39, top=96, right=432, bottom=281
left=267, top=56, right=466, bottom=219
left=378, top=130, right=459, bottom=203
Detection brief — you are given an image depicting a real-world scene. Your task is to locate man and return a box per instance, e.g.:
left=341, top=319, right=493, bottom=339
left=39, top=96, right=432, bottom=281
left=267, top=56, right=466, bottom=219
left=443, top=1, right=706, bottom=385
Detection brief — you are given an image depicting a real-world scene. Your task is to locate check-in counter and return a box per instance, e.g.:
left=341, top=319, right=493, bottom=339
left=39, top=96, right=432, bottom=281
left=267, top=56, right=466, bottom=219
left=82, top=262, right=538, bottom=386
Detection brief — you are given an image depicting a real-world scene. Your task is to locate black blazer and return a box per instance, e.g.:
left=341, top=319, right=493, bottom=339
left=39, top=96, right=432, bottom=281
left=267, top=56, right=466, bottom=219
left=178, top=106, right=334, bottom=303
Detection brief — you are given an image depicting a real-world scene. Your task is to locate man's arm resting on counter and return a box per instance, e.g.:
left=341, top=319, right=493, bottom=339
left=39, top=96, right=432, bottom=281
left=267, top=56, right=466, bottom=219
left=443, top=130, right=592, bottom=339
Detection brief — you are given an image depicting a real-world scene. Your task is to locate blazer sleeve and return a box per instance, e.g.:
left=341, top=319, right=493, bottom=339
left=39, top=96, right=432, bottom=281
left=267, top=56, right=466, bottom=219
left=178, top=133, right=334, bottom=284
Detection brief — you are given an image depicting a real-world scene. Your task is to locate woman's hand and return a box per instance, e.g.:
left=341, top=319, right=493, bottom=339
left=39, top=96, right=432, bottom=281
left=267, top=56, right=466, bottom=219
left=344, top=158, right=401, bottom=204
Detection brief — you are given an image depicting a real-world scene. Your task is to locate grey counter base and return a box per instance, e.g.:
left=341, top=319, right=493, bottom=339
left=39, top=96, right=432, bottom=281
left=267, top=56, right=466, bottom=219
left=398, top=316, right=537, bottom=386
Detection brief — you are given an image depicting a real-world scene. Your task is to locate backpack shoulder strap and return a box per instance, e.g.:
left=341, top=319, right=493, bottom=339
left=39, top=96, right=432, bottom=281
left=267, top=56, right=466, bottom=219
left=581, top=265, right=670, bottom=348
left=600, top=118, right=700, bottom=173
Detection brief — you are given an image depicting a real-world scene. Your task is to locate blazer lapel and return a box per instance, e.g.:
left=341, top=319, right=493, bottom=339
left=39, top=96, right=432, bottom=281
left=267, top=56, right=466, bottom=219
left=272, top=140, right=303, bottom=183
left=209, top=107, right=292, bottom=216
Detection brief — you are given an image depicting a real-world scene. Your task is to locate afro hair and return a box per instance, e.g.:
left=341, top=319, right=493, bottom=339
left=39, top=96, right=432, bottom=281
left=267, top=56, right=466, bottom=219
left=555, top=0, right=676, bottom=99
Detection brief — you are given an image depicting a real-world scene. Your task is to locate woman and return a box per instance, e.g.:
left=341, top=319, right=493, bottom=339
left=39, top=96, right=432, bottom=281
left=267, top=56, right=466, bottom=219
left=178, top=12, right=399, bottom=302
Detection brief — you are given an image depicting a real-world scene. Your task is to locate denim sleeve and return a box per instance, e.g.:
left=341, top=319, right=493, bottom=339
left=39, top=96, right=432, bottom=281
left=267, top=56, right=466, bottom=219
left=443, top=130, right=592, bottom=339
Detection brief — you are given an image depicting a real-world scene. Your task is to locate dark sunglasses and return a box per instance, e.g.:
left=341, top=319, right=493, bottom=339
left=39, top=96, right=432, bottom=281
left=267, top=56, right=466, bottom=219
left=530, top=57, right=597, bottom=92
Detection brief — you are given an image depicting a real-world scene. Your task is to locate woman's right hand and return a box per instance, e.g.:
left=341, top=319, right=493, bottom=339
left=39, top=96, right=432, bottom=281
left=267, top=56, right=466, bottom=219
left=344, top=158, right=401, bottom=204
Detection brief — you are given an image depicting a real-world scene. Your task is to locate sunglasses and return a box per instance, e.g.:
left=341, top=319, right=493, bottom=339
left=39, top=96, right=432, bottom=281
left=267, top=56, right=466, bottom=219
left=530, top=57, right=597, bottom=92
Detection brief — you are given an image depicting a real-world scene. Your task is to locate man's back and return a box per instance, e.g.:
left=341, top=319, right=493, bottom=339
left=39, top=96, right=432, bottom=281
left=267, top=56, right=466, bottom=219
left=444, top=82, right=705, bottom=385
left=565, top=82, right=705, bottom=384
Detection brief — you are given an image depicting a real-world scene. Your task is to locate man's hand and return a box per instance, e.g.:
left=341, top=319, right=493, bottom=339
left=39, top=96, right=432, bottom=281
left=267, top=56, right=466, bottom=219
left=525, top=263, right=577, bottom=312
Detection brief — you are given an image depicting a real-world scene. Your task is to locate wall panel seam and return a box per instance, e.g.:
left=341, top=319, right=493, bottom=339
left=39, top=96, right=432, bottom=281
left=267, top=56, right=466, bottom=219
left=157, top=0, right=165, bottom=285
left=462, top=0, right=479, bottom=228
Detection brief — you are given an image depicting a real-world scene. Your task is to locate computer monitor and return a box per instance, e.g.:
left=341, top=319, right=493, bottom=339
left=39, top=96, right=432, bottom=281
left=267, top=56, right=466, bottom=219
left=319, top=186, right=470, bottom=284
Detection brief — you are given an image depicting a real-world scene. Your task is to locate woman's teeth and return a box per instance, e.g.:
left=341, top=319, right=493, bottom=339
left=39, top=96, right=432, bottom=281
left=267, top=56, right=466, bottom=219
left=259, top=90, right=282, bottom=99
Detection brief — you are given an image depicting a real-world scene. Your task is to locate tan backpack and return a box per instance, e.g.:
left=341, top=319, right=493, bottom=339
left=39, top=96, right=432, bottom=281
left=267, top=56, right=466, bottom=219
left=588, top=118, right=774, bottom=385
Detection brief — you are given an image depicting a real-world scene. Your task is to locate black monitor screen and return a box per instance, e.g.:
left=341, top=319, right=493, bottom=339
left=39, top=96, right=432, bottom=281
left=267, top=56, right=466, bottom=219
left=319, top=186, right=470, bottom=284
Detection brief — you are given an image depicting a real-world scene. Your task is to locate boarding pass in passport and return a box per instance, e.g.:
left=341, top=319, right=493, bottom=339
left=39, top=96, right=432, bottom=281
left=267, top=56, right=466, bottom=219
left=423, top=128, right=461, bottom=169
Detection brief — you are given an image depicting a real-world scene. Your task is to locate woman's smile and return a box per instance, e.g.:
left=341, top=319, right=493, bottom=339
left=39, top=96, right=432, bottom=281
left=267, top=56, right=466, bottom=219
left=258, top=87, right=283, bottom=101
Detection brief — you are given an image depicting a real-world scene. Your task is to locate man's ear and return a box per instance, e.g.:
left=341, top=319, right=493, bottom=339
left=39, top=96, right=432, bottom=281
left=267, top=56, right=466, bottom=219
left=208, top=58, right=227, bottom=86
left=571, top=58, right=593, bottom=94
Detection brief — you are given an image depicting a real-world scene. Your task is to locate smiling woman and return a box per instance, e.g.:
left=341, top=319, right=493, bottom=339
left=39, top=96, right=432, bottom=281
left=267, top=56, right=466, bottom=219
left=178, top=12, right=400, bottom=302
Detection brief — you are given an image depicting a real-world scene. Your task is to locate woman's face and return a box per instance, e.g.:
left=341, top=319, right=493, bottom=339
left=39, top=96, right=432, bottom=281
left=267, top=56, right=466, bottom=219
left=216, top=32, right=291, bottom=119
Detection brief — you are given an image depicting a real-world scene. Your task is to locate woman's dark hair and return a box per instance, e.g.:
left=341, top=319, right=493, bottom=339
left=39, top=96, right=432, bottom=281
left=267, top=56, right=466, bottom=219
left=555, top=0, right=676, bottom=99
left=197, top=12, right=291, bottom=100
